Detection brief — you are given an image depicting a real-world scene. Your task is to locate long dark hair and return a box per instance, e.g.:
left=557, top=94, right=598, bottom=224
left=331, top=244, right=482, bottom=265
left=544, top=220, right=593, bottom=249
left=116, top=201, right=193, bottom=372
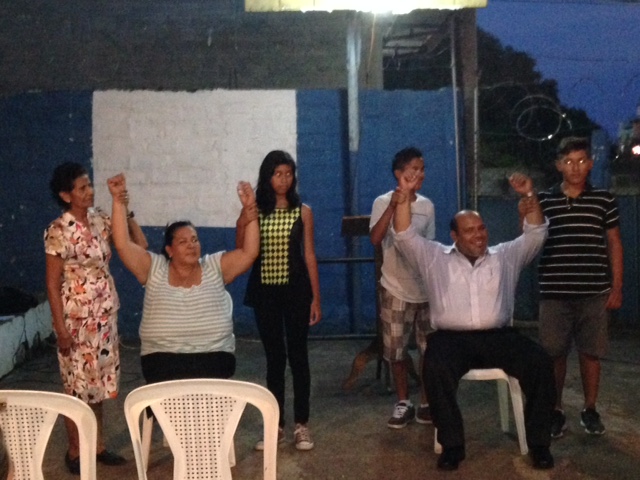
left=162, top=220, right=195, bottom=259
left=255, top=150, right=301, bottom=216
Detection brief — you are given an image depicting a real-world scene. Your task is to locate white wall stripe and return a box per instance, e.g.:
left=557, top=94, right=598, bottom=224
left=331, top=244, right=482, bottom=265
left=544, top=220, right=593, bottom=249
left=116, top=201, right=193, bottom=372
left=92, top=90, right=297, bottom=227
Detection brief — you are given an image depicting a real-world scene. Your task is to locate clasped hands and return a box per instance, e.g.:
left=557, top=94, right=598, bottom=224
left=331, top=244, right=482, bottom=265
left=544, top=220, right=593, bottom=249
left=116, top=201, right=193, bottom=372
left=236, top=181, right=258, bottom=226
left=107, top=173, right=130, bottom=207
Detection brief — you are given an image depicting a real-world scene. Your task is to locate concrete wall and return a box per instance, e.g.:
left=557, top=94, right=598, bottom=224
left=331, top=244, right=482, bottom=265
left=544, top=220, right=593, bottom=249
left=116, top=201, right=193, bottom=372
left=92, top=90, right=298, bottom=227
left=0, top=88, right=460, bottom=340
left=0, top=302, right=52, bottom=379
left=0, top=1, right=383, bottom=94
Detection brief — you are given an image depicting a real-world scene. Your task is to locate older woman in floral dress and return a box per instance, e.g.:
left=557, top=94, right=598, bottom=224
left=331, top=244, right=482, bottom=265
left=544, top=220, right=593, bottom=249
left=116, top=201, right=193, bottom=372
left=44, top=162, right=147, bottom=475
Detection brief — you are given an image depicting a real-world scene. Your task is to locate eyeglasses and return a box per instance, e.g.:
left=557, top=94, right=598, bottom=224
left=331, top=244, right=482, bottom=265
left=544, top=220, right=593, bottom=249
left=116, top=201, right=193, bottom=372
left=561, top=158, right=590, bottom=166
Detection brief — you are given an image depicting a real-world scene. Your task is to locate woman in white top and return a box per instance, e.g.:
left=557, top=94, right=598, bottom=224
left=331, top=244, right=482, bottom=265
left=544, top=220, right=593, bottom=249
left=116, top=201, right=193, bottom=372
left=107, top=173, right=259, bottom=382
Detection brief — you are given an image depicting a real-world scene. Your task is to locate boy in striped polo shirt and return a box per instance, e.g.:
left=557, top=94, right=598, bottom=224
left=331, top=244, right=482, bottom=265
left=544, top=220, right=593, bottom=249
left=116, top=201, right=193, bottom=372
left=537, top=136, right=624, bottom=438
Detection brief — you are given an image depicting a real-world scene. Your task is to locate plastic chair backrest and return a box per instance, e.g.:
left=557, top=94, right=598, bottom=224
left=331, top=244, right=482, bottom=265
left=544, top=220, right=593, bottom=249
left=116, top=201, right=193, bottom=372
left=124, top=379, right=279, bottom=480
left=0, top=389, right=97, bottom=480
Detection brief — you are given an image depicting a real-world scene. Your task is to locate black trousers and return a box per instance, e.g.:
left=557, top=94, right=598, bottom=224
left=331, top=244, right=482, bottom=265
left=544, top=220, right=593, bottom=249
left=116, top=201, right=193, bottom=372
left=253, top=287, right=311, bottom=427
left=424, top=328, right=555, bottom=449
left=140, top=351, right=236, bottom=384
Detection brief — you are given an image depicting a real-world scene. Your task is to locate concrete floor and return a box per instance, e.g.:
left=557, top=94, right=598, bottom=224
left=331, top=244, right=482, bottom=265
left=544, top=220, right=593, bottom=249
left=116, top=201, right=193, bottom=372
left=1, top=328, right=640, bottom=479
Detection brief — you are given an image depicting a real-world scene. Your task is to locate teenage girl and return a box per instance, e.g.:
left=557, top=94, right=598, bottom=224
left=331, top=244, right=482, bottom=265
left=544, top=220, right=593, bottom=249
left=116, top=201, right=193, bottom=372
left=236, top=150, right=321, bottom=451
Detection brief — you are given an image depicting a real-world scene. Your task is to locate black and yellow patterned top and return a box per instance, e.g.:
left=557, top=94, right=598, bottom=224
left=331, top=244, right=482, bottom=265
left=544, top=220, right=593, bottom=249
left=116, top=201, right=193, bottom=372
left=244, top=205, right=313, bottom=308
left=259, top=207, right=300, bottom=285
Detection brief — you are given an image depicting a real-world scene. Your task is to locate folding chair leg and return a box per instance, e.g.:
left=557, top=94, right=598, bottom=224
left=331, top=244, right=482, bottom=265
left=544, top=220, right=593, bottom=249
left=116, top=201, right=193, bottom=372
left=497, top=380, right=510, bottom=432
left=507, top=378, right=528, bottom=455
left=229, top=442, right=236, bottom=467
left=142, top=411, right=154, bottom=471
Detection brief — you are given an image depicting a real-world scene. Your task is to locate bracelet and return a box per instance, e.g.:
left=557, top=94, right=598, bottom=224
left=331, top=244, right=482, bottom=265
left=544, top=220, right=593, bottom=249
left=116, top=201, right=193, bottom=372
left=127, top=211, right=135, bottom=219
left=525, top=191, right=536, bottom=198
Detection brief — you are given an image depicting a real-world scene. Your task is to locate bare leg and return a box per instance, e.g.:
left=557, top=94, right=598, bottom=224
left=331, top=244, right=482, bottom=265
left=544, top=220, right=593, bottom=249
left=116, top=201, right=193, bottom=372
left=553, top=355, right=567, bottom=410
left=64, top=416, right=80, bottom=458
left=392, top=360, right=409, bottom=401
left=419, top=353, right=428, bottom=405
left=90, top=402, right=107, bottom=453
left=579, top=352, right=601, bottom=409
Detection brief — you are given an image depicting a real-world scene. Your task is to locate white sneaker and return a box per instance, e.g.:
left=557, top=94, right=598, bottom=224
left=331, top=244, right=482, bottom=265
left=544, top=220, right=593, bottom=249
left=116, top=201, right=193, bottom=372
left=294, top=423, right=314, bottom=451
left=254, top=427, right=286, bottom=451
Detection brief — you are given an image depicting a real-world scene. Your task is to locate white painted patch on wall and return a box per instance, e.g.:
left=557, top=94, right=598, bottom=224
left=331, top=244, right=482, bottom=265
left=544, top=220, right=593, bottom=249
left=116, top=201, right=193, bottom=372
left=92, top=90, right=297, bottom=227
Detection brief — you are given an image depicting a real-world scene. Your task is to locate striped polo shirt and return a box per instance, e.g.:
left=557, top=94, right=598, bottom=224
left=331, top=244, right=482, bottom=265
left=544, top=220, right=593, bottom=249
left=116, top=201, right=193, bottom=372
left=538, top=183, right=619, bottom=299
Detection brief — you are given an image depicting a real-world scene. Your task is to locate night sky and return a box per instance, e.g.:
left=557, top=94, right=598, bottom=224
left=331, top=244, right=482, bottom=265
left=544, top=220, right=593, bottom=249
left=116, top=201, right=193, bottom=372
left=477, top=0, right=640, bottom=139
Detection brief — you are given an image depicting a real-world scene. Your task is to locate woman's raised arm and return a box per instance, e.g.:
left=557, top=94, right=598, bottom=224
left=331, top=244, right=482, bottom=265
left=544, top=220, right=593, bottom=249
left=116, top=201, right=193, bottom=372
left=222, top=181, right=259, bottom=284
left=108, top=173, right=151, bottom=284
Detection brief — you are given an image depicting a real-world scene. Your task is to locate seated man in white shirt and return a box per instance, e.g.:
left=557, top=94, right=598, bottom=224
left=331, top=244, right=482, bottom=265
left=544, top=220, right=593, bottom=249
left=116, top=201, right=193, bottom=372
left=392, top=172, right=555, bottom=471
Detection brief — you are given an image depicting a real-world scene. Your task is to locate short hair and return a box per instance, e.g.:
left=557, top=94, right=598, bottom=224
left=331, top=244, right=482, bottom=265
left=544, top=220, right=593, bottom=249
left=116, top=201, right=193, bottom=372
left=49, top=162, right=88, bottom=209
left=449, top=216, right=459, bottom=234
left=450, top=210, right=481, bottom=234
left=556, top=136, right=591, bottom=159
left=392, top=147, right=423, bottom=175
left=163, top=220, right=195, bottom=259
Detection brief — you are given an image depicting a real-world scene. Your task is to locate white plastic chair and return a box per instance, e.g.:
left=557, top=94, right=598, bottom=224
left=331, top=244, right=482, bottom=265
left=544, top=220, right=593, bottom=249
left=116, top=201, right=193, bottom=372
left=124, top=378, right=279, bottom=480
left=0, top=389, right=97, bottom=480
left=434, top=369, right=528, bottom=455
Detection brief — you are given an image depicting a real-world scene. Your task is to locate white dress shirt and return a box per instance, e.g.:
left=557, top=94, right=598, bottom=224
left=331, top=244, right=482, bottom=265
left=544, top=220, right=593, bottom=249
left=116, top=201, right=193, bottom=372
left=393, top=220, right=548, bottom=331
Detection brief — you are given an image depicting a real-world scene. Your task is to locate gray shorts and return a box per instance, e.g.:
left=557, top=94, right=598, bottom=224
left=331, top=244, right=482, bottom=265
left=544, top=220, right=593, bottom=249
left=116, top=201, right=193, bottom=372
left=539, top=294, right=610, bottom=358
left=379, top=286, right=431, bottom=362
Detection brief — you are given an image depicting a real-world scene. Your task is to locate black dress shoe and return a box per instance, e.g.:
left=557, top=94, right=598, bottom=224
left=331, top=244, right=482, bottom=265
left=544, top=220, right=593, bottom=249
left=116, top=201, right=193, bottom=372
left=437, top=446, right=466, bottom=471
left=65, top=452, right=80, bottom=475
left=530, top=446, right=554, bottom=469
left=96, top=450, right=127, bottom=466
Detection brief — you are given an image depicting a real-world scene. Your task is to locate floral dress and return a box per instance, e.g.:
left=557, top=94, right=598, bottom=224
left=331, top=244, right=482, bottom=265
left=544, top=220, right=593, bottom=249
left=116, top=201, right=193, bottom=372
left=44, top=208, right=120, bottom=403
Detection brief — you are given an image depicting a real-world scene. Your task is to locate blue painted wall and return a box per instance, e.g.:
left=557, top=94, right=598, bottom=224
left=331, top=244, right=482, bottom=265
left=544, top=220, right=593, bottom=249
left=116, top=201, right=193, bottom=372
left=22, top=89, right=640, bottom=337
left=0, top=91, right=93, bottom=300
left=0, top=88, right=466, bottom=339
left=294, top=89, right=460, bottom=337
left=2, top=90, right=638, bottom=339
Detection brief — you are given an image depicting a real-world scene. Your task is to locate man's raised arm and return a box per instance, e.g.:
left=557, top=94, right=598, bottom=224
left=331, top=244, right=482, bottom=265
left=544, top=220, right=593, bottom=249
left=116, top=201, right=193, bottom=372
left=509, top=172, right=544, bottom=226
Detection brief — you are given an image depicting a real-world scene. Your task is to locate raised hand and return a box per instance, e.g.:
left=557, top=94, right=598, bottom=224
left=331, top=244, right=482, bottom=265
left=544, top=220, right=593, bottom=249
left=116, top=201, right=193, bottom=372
left=509, top=172, right=533, bottom=196
left=236, top=181, right=258, bottom=227
left=236, top=181, right=255, bottom=208
left=107, top=173, right=129, bottom=205
left=390, top=189, right=406, bottom=208
left=397, top=171, right=420, bottom=199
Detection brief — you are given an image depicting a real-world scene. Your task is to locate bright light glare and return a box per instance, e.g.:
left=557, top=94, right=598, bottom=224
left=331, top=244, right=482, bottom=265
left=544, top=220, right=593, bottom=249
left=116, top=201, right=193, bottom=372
left=632, top=144, right=640, bottom=156
left=246, top=0, right=487, bottom=14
